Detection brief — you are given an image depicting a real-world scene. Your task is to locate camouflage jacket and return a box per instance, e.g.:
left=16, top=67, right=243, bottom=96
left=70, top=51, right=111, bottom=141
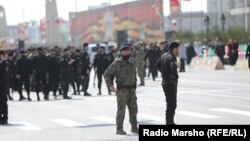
left=104, top=57, right=136, bottom=88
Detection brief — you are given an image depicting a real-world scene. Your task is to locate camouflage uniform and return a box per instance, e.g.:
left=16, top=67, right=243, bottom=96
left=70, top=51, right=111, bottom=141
left=136, top=47, right=146, bottom=85
left=104, top=57, right=138, bottom=134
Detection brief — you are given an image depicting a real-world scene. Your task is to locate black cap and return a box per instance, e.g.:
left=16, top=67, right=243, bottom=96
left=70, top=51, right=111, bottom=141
left=8, top=52, right=15, bottom=56
left=120, top=44, right=129, bottom=52
left=169, top=41, right=180, bottom=49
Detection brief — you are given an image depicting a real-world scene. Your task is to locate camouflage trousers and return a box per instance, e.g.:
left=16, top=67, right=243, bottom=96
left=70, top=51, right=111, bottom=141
left=137, top=66, right=145, bottom=84
left=116, top=88, right=138, bottom=131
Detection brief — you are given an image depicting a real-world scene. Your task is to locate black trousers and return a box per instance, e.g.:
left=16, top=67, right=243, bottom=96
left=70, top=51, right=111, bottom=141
left=97, top=72, right=104, bottom=89
left=0, top=87, right=8, bottom=122
left=82, top=75, right=90, bottom=93
left=62, top=77, right=71, bottom=98
left=180, top=59, right=185, bottom=72
left=35, top=72, right=47, bottom=95
left=18, top=75, right=30, bottom=97
left=162, top=80, right=178, bottom=125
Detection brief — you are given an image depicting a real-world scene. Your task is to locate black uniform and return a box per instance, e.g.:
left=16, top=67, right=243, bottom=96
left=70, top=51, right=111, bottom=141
left=246, top=43, right=250, bottom=69
left=33, top=53, right=48, bottom=100
left=186, top=45, right=196, bottom=65
left=214, top=44, right=225, bottom=64
left=158, top=51, right=178, bottom=125
left=0, top=59, right=9, bottom=124
left=71, top=53, right=82, bottom=95
left=7, top=58, right=15, bottom=100
left=145, top=47, right=162, bottom=81
left=16, top=55, right=32, bottom=100
left=81, top=50, right=91, bottom=96
left=94, top=53, right=109, bottom=95
left=47, top=55, right=61, bottom=98
left=61, top=55, right=73, bottom=99
left=228, top=43, right=239, bottom=65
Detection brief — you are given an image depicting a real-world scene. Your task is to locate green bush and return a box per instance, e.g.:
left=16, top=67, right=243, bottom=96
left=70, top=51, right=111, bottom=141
left=171, top=27, right=249, bottom=44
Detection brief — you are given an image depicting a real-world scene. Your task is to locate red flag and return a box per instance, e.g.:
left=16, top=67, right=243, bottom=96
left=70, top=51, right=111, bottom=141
left=170, top=0, right=179, bottom=7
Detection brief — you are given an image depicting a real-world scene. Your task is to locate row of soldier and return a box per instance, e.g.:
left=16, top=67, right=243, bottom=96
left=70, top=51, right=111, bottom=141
left=5, top=42, right=169, bottom=101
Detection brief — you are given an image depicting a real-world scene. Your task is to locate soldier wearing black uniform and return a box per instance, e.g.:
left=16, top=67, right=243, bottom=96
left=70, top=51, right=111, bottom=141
left=157, top=42, right=179, bottom=125
left=214, top=39, right=225, bottom=64
left=16, top=51, right=32, bottom=101
left=61, top=48, right=73, bottom=99
left=71, top=49, right=82, bottom=95
left=33, top=48, right=48, bottom=100
left=246, top=38, right=250, bottom=69
left=94, top=46, right=109, bottom=95
left=145, top=43, right=162, bottom=81
left=47, top=49, right=61, bottom=99
left=0, top=50, right=9, bottom=124
left=81, top=43, right=91, bottom=96
left=7, top=52, right=15, bottom=101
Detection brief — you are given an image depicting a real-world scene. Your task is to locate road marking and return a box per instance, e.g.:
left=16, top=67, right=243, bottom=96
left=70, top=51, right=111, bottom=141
left=211, top=108, right=250, bottom=116
left=182, top=79, right=250, bottom=87
left=176, top=111, right=221, bottom=119
left=138, top=113, right=164, bottom=122
left=51, top=119, right=86, bottom=127
left=92, top=116, right=129, bottom=124
left=10, top=121, right=42, bottom=131
left=189, top=92, right=250, bottom=100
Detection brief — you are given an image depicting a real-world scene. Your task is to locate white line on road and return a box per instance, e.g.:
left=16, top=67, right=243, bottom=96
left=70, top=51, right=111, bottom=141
left=91, top=116, right=128, bottom=124
left=176, top=110, right=221, bottom=119
left=182, top=79, right=250, bottom=87
left=10, top=121, right=42, bottom=131
left=189, top=92, right=250, bottom=100
left=138, top=113, right=164, bottom=122
left=211, top=108, right=250, bottom=116
left=51, top=119, right=86, bottom=127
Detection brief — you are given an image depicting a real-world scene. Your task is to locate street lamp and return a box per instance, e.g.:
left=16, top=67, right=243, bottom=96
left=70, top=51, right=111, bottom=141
left=220, top=14, right=226, bottom=31
left=204, top=16, right=210, bottom=34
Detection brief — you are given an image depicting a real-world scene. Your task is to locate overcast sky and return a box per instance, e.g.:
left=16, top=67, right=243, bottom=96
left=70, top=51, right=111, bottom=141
left=0, top=0, right=207, bottom=25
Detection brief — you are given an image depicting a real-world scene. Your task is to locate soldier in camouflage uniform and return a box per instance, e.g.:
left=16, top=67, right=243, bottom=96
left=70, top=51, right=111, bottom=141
left=135, top=43, right=146, bottom=86
left=104, top=44, right=139, bottom=135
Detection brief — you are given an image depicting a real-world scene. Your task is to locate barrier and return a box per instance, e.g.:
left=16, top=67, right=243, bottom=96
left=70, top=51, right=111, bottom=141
left=234, top=59, right=249, bottom=71
left=190, top=56, right=225, bottom=70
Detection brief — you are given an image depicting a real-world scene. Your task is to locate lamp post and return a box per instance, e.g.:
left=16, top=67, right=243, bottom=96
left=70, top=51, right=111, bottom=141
left=220, top=14, right=226, bottom=31
left=204, top=16, right=210, bottom=34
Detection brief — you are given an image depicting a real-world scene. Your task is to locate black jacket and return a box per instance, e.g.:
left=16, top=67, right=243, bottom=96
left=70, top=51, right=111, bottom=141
left=16, top=55, right=32, bottom=77
left=0, top=60, right=10, bottom=95
left=157, top=51, right=178, bottom=85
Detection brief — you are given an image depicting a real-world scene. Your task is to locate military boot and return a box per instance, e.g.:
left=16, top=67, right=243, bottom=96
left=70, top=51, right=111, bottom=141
left=131, top=125, right=139, bottom=134
left=116, top=126, right=126, bottom=135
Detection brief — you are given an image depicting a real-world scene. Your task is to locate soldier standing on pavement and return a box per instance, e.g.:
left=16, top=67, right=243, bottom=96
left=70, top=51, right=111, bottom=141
left=104, top=44, right=139, bottom=135
left=94, top=46, right=109, bottom=95
left=33, top=48, right=48, bottom=100
left=106, top=46, right=116, bottom=94
left=16, top=51, right=32, bottom=101
left=0, top=50, right=9, bottom=124
left=47, top=49, right=61, bottom=99
left=61, top=48, right=73, bottom=99
left=81, top=43, right=92, bottom=96
left=135, top=43, right=146, bottom=86
left=157, top=42, right=180, bottom=125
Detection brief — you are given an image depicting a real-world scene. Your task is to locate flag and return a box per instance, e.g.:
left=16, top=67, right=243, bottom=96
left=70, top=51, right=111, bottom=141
left=170, top=0, right=181, bottom=19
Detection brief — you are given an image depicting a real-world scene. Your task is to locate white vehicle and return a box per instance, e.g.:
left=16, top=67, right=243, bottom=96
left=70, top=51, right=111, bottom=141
left=88, top=43, right=109, bottom=65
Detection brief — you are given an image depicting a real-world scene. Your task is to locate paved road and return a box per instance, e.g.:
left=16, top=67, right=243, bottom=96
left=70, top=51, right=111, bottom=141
left=1, top=66, right=250, bottom=141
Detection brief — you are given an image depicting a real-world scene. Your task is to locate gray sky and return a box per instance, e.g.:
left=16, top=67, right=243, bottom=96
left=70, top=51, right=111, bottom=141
left=0, top=0, right=207, bottom=25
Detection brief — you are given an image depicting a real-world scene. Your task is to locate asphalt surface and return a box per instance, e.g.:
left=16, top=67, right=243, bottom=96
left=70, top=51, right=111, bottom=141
left=1, top=66, right=250, bottom=141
